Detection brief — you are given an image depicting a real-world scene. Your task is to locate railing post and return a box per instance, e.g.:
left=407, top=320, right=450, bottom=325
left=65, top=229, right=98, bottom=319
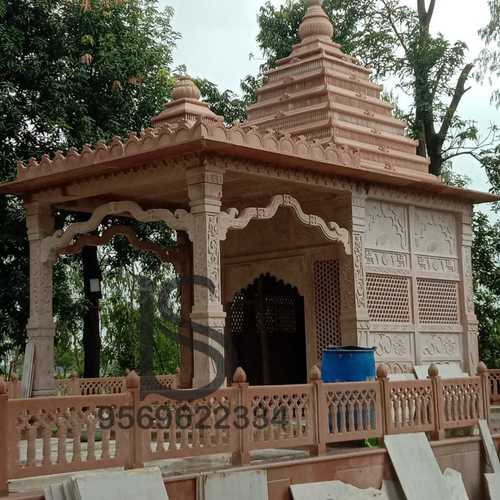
left=70, top=372, right=80, bottom=395
left=376, top=364, right=390, bottom=439
left=478, top=362, right=490, bottom=422
left=309, top=365, right=327, bottom=456
left=231, top=367, right=250, bottom=466
left=125, top=371, right=144, bottom=469
left=429, top=364, right=445, bottom=440
left=0, top=377, right=8, bottom=496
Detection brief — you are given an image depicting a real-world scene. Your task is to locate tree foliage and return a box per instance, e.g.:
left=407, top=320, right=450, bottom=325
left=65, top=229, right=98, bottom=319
left=0, top=0, right=179, bottom=374
left=480, top=0, right=500, bottom=105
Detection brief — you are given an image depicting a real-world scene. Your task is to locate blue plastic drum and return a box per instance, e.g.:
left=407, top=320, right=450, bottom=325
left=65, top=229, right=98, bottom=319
left=322, top=346, right=376, bottom=383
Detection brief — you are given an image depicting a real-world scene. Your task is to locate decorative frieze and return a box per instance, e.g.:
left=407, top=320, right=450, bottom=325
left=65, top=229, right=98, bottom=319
left=420, top=334, right=461, bottom=359
left=415, top=255, right=458, bottom=276
left=370, top=333, right=412, bottom=360
left=365, top=249, right=410, bottom=271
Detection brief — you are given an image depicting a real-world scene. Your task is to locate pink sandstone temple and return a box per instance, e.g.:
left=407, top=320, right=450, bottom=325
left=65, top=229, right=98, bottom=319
left=1, top=0, right=497, bottom=396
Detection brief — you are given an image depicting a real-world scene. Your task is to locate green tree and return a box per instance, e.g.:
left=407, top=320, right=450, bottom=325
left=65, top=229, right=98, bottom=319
left=0, top=0, right=179, bottom=375
left=480, top=0, right=500, bottom=105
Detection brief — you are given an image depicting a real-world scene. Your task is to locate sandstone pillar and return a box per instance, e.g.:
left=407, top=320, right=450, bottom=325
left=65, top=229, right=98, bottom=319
left=459, top=206, right=479, bottom=373
left=24, top=202, right=56, bottom=397
left=186, top=160, right=226, bottom=388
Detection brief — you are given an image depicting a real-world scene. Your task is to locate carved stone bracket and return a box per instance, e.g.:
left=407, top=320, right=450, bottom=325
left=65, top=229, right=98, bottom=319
left=41, top=201, right=194, bottom=263
left=60, top=224, right=185, bottom=270
left=220, top=194, right=352, bottom=254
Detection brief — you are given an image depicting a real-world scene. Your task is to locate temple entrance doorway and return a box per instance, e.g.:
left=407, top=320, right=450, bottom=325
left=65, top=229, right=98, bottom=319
left=227, top=274, right=307, bottom=385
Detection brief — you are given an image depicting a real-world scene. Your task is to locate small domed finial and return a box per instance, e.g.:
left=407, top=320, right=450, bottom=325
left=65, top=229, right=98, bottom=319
left=172, top=77, right=201, bottom=101
left=478, top=362, right=488, bottom=375
left=299, top=0, right=334, bottom=42
left=0, top=377, right=7, bottom=395
left=377, top=364, right=389, bottom=379
left=428, top=364, right=439, bottom=378
left=233, top=367, right=247, bottom=384
left=309, top=365, right=322, bottom=381
left=126, top=370, right=140, bottom=389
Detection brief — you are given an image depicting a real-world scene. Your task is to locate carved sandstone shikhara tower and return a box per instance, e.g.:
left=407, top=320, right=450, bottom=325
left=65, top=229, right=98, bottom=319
left=247, top=0, right=427, bottom=177
left=1, top=0, right=496, bottom=395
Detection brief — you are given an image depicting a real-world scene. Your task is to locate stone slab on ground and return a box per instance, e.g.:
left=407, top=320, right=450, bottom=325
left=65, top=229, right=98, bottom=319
left=485, top=473, right=500, bottom=499
left=290, top=480, right=387, bottom=499
left=479, top=419, right=500, bottom=473
left=42, top=468, right=168, bottom=500
left=198, top=470, right=268, bottom=500
left=385, top=433, right=449, bottom=500
left=443, top=468, right=469, bottom=500
left=380, top=481, right=404, bottom=500
left=73, top=468, right=168, bottom=500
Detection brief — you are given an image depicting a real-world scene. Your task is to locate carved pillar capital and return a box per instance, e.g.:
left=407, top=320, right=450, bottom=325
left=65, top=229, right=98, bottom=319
left=25, top=202, right=54, bottom=241
left=186, top=159, right=224, bottom=214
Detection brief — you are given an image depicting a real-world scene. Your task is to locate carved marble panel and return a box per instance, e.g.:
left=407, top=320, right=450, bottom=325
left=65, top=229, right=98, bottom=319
left=369, top=332, right=413, bottom=361
left=413, top=208, right=458, bottom=257
left=366, top=200, right=409, bottom=252
left=420, top=333, right=462, bottom=360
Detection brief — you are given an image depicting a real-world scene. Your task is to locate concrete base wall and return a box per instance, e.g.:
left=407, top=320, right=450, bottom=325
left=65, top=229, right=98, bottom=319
left=165, top=437, right=492, bottom=500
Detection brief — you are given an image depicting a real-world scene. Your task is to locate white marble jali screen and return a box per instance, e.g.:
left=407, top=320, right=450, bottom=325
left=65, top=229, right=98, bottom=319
left=365, top=200, right=463, bottom=373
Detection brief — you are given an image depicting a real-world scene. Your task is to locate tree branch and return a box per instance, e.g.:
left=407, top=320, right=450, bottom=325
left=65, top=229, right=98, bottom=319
left=438, top=63, right=474, bottom=143
left=426, top=0, right=437, bottom=28
left=381, top=0, right=409, bottom=55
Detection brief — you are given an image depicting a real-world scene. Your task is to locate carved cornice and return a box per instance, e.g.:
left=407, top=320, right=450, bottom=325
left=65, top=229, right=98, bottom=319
left=220, top=194, right=351, bottom=254
left=367, top=185, right=469, bottom=213
left=220, top=157, right=357, bottom=193
left=16, top=120, right=360, bottom=183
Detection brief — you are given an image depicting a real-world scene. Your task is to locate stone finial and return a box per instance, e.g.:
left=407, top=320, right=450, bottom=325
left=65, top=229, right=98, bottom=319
left=428, top=363, right=439, bottom=378
left=299, top=0, right=334, bottom=42
left=478, top=361, right=488, bottom=375
left=376, top=364, right=389, bottom=380
left=0, top=377, right=6, bottom=395
left=11, top=372, right=19, bottom=382
left=151, top=75, right=221, bottom=128
left=233, top=367, right=247, bottom=384
left=126, top=370, right=140, bottom=389
left=172, top=77, right=201, bottom=101
left=309, top=365, right=322, bottom=381
left=70, top=371, right=79, bottom=379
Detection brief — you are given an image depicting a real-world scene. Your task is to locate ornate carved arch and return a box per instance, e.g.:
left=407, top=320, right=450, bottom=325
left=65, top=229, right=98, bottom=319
left=59, top=224, right=185, bottom=269
left=220, top=194, right=351, bottom=254
left=41, top=201, right=193, bottom=263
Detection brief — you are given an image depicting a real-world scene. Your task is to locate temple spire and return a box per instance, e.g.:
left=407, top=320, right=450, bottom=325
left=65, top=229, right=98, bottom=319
left=299, top=0, right=334, bottom=43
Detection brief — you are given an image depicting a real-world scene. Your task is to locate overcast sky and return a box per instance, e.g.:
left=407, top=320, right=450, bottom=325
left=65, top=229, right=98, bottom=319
left=161, top=0, right=499, bottom=204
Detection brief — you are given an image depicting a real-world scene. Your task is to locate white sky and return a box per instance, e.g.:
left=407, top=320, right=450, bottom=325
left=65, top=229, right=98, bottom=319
left=162, top=0, right=499, bottom=208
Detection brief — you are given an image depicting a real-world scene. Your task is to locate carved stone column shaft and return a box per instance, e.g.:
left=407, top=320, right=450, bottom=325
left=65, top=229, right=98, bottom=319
left=186, top=161, right=226, bottom=388
left=460, top=207, right=479, bottom=373
left=342, top=191, right=370, bottom=346
left=25, top=203, right=56, bottom=397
